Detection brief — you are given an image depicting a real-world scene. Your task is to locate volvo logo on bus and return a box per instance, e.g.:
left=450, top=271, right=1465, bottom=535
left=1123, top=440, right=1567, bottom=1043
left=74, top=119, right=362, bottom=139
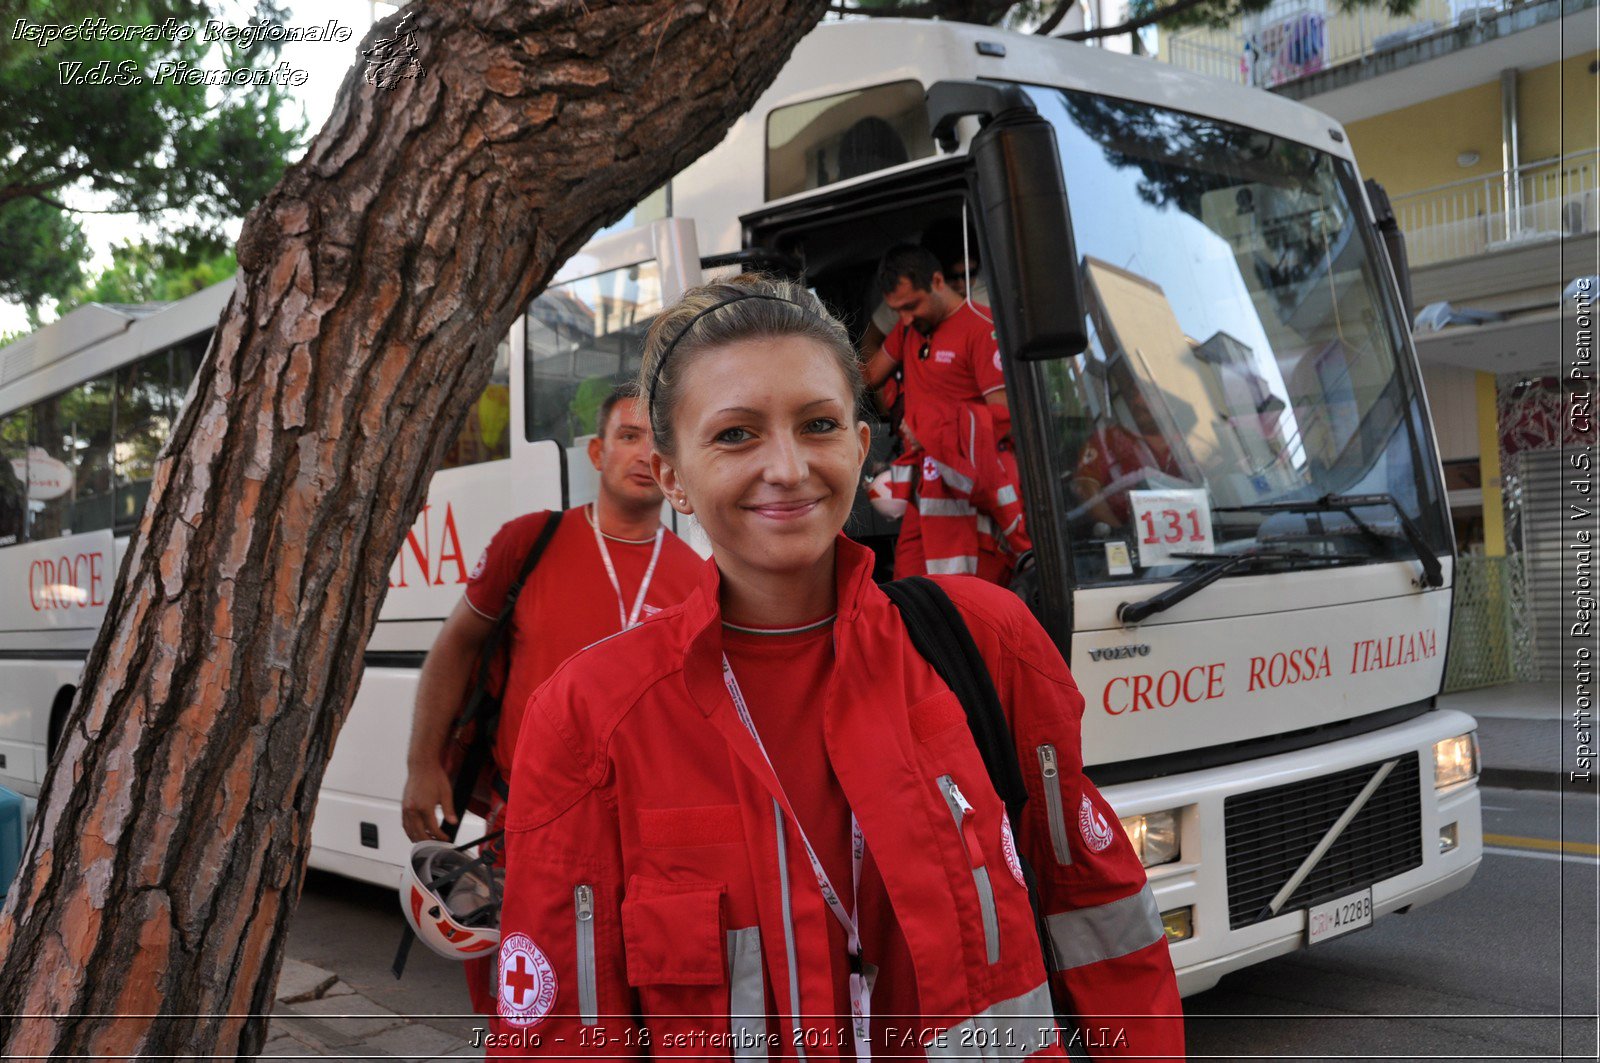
left=1087, top=644, right=1151, bottom=662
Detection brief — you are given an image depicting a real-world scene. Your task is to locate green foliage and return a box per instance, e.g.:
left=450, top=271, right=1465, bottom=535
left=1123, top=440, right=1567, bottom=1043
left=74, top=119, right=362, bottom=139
left=52, top=241, right=238, bottom=319
left=0, top=0, right=303, bottom=312
left=0, top=198, right=90, bottom=310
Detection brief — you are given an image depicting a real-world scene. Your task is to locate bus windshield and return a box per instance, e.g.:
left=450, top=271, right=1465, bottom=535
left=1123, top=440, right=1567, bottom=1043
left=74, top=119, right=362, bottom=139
left=1023, top=87, right=1449, bottom=586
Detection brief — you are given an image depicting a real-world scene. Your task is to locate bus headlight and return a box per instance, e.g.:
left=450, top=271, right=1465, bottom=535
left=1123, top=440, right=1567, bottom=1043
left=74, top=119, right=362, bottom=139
left=1119, top=809, right=1180, bottom=867
left=1433, top=733, right=1479, bottom=789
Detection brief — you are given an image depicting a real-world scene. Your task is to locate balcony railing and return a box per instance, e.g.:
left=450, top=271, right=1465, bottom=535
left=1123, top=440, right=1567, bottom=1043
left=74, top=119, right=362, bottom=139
left=1162, top=0, right=1513, bottom=89
left=1391, top=149, right=1598, bottom=267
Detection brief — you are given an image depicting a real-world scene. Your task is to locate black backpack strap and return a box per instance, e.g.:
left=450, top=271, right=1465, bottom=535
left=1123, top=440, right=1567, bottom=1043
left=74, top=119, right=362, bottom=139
left=446, top=510, right=566, bottom=840
left=458, top=509, right=565, bottom=729
left=881, top=577, right=1028, bottom=823
left=883, top=576, right=1091, bottom=1060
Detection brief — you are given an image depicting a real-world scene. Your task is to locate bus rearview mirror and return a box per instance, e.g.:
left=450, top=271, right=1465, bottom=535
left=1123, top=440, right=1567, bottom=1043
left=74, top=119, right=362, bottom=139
left=970, top=108, right=1088, bottom=362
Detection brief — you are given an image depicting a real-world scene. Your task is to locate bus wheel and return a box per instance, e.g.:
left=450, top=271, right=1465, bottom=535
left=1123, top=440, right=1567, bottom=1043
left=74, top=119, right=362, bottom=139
left=47, top=686, right=76, bottom=763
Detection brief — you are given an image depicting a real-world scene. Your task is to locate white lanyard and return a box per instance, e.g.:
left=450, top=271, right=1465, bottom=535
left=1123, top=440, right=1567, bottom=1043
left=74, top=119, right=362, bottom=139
left=722, top=657, right=875, bottom=1062
left=589, top=504, right=663, bottom=630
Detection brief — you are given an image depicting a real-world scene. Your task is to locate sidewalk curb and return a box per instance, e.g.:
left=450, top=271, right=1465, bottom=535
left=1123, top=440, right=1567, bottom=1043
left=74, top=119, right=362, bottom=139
left=1480, top=766, right=1597, bottom=792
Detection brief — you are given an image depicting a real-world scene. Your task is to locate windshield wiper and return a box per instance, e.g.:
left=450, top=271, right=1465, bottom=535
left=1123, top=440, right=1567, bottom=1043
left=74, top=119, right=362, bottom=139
left=1117, top=549, right=1366, bottom=626
left=1213, top=492, right=1445, bottom=589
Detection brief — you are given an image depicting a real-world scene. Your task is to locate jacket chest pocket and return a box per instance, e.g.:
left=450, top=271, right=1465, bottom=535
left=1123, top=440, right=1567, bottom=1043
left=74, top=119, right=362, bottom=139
left=621, top=876, right=740, bottom=1053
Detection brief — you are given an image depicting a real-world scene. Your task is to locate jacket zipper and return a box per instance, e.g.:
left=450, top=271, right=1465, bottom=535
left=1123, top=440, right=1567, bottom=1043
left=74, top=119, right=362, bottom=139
left=1037, top=744, right=1072, bottom=865
left=937, top=774, right=1000, bottom=965
left=574, top=884, right=597, bottom=1026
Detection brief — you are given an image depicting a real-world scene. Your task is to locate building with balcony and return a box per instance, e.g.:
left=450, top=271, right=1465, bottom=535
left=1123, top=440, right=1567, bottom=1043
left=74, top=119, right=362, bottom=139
left=1153, top=0, right=1597, bottom=685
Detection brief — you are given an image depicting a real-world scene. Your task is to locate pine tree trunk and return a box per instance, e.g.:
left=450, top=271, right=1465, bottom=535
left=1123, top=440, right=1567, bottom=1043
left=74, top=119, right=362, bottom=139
left=0, top=1, right=826, bottom=1055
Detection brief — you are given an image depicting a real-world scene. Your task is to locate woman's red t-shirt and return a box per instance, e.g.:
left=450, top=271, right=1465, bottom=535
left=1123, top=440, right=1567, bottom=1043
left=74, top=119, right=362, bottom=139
left=723, top=621, right=922, bottom=1058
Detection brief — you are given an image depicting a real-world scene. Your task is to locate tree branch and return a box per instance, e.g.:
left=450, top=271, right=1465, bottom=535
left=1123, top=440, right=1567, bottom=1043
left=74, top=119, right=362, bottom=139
left=0, top=165, right=92, bottom=209
left=25, top=191, right=73, bottom=212
left=828, top=2, right=943, bottom=16
left=1033, top=0, right=1076, bottom=34
left=1058, top=0, right=1212, bottom=39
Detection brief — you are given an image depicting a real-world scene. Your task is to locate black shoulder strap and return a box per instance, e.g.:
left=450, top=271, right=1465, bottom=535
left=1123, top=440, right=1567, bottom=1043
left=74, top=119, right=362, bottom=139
left=884, top=577, right=1093, bottom=1058
left=881, top=576, right=1027, bottom=825
left=459, top=509, right=565, bottom=726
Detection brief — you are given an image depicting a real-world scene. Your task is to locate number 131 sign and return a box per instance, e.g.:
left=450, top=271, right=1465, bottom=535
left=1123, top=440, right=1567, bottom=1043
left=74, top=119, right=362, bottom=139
left=1129, top=488, right=1214, bottom=568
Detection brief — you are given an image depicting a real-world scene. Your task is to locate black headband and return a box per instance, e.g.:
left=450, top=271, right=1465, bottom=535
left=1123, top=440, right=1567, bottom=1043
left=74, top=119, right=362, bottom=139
left=647, top=293, right=798, bottom=412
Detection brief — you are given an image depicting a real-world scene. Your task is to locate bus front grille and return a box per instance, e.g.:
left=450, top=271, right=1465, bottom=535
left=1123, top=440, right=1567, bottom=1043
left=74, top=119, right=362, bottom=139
left=1224, top=754, right=1423, bottom=929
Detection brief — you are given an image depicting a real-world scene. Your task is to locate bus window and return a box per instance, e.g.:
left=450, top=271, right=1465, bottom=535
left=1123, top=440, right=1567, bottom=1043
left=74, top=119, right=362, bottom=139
left=767, top=81, right=934, bottom=200
left=0, top=412, right=26, bottom=545
left=113, top=347, right=175, bottom=532
left=439, top=336, right=512, bottom=469
left=107, top=335, right=210, bottom=535
left=67, top=375, right=116, bottom=535
left=523, top=261, right=664, bottom=446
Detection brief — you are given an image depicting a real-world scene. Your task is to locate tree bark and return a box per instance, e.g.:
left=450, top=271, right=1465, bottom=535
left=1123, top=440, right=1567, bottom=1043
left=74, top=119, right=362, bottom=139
left=0, top=0, right=827, bottom=1056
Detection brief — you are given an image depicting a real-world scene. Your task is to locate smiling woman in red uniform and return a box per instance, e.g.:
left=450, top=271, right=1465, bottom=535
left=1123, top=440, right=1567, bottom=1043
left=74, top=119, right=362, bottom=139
left=490, top=275, right=1183, bottom=1060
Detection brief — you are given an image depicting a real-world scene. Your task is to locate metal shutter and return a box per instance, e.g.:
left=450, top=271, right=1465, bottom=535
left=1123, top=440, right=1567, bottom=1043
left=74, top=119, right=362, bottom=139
left=1519, top=447, right=1571, bottom=681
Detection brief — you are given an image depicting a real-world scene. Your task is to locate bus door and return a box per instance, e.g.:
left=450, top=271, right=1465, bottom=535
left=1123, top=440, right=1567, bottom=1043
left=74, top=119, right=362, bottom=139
left=515, top=218, right=702, bottom=537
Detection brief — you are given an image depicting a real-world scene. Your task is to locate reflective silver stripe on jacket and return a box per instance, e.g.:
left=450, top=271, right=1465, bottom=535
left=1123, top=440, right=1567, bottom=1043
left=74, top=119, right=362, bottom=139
left=930, top=458, right=975, bottom=493
left=1046, top=884, right=1164, bottom=970
left=727, top=927, right=767, bottom=1061
left=924, top=981, right=1058, bottom=1060
left=995, top=485, right=1019, bottom=507
left=937, top=775, right=1000, bottom=965
left=921, top=498, right=977, bottom=517
left=926, top=555, right=979, bottom=575
left=771, top=799, right=808, bottom=1060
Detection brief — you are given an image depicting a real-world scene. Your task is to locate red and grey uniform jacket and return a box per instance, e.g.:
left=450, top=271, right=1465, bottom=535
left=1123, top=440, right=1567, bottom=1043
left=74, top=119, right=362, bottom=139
left=492, top=536, right=1183, bottom=1060
left=890, top=400, right=1030, bottom=575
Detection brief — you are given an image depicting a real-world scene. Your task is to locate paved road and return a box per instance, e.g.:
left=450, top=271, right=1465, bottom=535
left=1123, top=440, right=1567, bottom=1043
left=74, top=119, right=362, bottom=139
left=285, top=785, right=1598, bottom=1059
left=286, top=867, right=481, bottom=1049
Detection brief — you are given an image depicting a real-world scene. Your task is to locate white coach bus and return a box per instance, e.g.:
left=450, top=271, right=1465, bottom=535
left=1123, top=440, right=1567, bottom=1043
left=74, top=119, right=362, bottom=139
left=0, top=19, right=1479, bottom=995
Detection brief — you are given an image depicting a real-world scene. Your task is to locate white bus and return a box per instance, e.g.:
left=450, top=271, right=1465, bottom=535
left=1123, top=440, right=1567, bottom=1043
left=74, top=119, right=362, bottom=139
left=0, top=18, right=1479, bottom=996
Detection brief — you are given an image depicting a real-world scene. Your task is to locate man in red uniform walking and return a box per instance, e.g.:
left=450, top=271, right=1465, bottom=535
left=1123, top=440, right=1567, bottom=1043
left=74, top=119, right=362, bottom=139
left=862, top=245, right=1030, bottom=583
left=401, top=382, right=702, bottom=1011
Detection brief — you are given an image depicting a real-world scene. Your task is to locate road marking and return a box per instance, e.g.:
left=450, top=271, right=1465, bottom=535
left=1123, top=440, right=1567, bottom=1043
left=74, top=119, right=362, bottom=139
left=1483, top=845, right=1600, bottom=865
left=1483, top=832, right=1600, bottom=856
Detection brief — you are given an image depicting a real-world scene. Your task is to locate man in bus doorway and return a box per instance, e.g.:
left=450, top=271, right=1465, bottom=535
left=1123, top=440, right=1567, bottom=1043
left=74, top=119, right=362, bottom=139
left=400, top=381, right=702, bottom=1012
left=862, top=244, right=1030, bottom=584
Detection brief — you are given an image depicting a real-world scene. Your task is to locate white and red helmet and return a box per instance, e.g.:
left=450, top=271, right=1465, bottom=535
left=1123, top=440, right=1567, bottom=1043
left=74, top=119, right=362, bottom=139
left=400, top=840, right=502, bottom=961
left=866, top=468, right=908, bottom=520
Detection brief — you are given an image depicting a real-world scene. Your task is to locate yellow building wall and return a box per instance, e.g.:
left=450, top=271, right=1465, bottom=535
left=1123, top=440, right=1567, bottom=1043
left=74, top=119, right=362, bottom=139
left=1345, top=80, right=1504, bottom=197
left=1345, top=56, right=1596, bottom=198
left=1520, top=53, right=1600, bottom=162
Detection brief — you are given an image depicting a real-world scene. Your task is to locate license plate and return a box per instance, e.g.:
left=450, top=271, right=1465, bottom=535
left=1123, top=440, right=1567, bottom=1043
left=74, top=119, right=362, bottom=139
left=1306, top=888, right=1373, bottom=945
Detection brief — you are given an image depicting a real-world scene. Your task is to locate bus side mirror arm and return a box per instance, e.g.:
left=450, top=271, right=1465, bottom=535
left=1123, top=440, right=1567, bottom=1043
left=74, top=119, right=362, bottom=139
left=1365, top=179, right=1414, bottom=328
left=927, top=81, right=1088, bottom=653
left=927, top=80, right=1087, bottom=364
